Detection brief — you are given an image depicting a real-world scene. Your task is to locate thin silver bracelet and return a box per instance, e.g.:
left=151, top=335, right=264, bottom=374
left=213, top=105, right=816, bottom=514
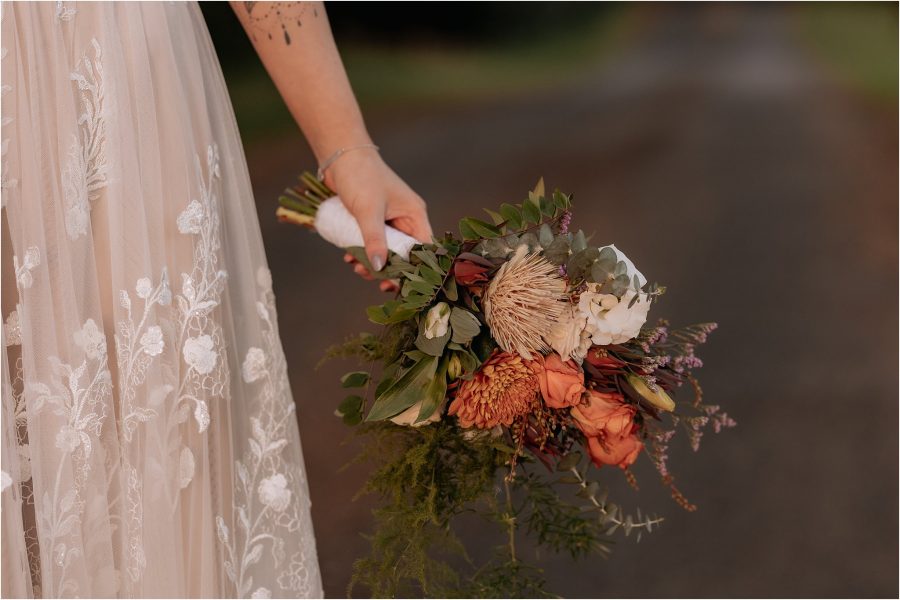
left=317, top=143, right=380, bottom=181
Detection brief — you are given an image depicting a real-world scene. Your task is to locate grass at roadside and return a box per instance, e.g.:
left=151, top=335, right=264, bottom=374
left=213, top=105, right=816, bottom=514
left=226, top=8, right=634, bottom=143
left=795, top=2, right=897, bottom=104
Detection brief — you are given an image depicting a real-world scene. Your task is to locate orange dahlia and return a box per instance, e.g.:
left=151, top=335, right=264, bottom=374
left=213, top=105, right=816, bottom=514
left=448, top=351, right=542, bottom=429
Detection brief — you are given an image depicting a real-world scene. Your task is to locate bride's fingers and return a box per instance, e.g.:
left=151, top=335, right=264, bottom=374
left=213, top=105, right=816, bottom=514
left=353, top=262, right=374, bottom=280
left=379, top=279, right=399, bottom=293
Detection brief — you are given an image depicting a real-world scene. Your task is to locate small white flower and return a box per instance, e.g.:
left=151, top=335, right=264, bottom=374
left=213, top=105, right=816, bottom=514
left=135, top=277, right=152, bottom=299
left=183, top=335, right=217, bottom=375
left=55, top=427, right=81, bottom=453
left=578, top=287, right=650, bottom=346
left=423, top=302, right=450, bottom=339
left=176, top=200, right=204, bottom=235
left=242, top=347, right=267, bottom=383
left=74, top=318, right=107, bottom=360
left=258, top=473, right=292, bottom=512
left=140, top=326, right=164, bottom=356
left=251, top=588, right=272, bottom=599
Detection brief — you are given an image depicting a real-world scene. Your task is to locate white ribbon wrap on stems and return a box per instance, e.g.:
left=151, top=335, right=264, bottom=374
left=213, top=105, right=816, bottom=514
left=313, top=196, right=419, bottom=260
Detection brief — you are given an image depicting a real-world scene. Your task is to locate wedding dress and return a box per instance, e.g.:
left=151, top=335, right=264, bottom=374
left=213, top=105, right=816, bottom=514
left=1, top=2, right=322, bottom=597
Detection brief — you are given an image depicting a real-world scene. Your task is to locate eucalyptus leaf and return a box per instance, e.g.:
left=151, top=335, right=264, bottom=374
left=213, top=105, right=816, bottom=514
left=572, top=230, right=587, bottom=253
left=597, top=246, right=617, bottom=272
left=590, top=261, right=611, bottom=283
left=544, top=235, right=571, bottom=265
left=556, top=451, right=582, bottom=471
left=519, top=232, right=541, bottom=252
left=538, top=223, right=554, bottom=247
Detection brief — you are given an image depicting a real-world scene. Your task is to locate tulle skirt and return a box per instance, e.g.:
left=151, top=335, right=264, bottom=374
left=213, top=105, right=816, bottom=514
left=1, top=2, right=322, bottom=597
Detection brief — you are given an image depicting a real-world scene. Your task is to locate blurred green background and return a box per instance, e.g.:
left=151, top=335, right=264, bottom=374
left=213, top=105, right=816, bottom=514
left=201, top=2, right=898, bottom=598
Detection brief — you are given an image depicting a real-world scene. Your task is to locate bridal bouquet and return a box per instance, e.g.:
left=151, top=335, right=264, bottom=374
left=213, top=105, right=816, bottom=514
left=279, top=175, right=734, bottom=597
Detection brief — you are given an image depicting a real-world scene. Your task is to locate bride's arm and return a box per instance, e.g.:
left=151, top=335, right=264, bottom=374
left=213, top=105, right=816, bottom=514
left=231, top=1, right=431, bottom=276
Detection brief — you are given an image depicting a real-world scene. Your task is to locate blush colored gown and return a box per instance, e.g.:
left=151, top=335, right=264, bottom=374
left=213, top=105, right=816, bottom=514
left=1, top=2, right=322, bottom=597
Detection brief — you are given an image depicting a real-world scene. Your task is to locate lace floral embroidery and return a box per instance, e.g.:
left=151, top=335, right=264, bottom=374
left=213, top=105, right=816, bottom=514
left=174, top=144, right=229, bottom=435
left=63, top=38, right=107, bottom=240
left=25, top=319, right=111, bottom=597
left=14, top=246, right=40, bottom=289
left=217, top=266, right=318, bottom=598
left=55, top=1, right=77, bottom=22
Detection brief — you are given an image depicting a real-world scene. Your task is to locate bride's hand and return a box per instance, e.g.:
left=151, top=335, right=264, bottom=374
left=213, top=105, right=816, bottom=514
left=324, top=149, right=432, bottom=291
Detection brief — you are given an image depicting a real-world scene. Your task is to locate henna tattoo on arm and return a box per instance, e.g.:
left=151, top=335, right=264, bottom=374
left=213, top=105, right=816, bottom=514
left=240, top=1, right=319, bottom=46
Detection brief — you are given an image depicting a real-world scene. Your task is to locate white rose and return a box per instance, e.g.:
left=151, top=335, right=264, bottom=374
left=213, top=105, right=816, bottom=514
left=74, top=318, right=107, bottom=360
left=579, top=287, right=650, bottom=346
left=135, top=277, right=153, bottom=299
left=251, top=588, right=272, bottom=599
left=140, top=326, right=165, bottom=356
left=182, top=335, right=217, bottom=375
left=544, top=305, right=593, bottom=362
left=0, top=471, right=11, bottom=492
left=423, top=302, right=450, bottom=339
left=242, top=347, right=267, bottom=383
left=258, top=473, right=292, bottom=512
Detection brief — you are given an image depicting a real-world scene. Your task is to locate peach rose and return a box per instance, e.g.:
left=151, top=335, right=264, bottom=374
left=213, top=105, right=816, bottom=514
left=571, top=390, right=642, bottom=469
left=586, top=434, right=642, bottom=469
left=537, top=353, right=586, bottom=409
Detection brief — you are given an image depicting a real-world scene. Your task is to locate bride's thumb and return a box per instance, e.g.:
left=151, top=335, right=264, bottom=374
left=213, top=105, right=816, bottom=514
left=358, top=209, right=388, bottom=271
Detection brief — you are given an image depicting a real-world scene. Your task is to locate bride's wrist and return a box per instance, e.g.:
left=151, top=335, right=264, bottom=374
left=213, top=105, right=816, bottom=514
left=321, top=146, right=383, bottom=189
left=317, top=142, right=379, bottom=182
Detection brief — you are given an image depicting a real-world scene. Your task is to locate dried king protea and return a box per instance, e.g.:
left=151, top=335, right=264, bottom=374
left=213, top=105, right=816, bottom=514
left=483, top=244, right=567, bottom=359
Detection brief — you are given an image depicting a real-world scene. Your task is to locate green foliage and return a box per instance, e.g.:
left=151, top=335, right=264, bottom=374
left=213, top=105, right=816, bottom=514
left=348, top=423, right=505, bottom=598
left=459, top=180, right=572, bottom=241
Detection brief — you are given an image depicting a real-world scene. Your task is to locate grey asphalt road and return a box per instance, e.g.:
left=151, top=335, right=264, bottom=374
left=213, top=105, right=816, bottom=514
left=241, top=5, right=898, bottom=598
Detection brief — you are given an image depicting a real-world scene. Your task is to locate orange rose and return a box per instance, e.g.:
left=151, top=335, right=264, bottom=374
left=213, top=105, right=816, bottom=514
left=571, top=390, right=642, bottom=469
left=537, top=353, right=586, bottom=409
left=586, top=434, right=642, bottom=469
